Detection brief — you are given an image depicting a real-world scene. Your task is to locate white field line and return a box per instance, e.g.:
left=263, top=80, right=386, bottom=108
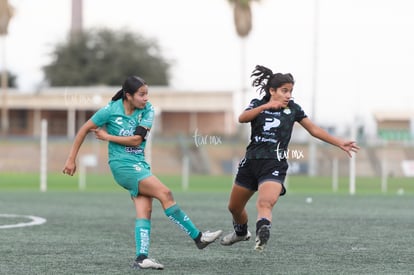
left=0, top=214, right=47, bottom=229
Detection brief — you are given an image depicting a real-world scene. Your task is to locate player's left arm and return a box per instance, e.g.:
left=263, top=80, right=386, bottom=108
left=92, top=126, right=150, bottom=147
left=299, top=117, right=360, bottom=157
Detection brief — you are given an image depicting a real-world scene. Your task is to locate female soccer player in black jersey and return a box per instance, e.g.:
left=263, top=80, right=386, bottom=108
left=220, top=65, right=360, bottom=251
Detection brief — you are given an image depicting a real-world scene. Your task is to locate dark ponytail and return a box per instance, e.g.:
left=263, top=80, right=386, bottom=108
left=112, top=76, right=146, bottom=101
left=111, top=90, right=124, bottom=101
left=251, top=65, right=295, bottom=102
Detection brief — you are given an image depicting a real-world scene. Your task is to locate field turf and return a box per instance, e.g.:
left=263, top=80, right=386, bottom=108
left=1, top=174, right=413, bottom=274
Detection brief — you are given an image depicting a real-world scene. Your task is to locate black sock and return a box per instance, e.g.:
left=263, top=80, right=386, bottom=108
left=136, top=254, right=147, bottom=261
left=233, top=221, right=248, bottom=237
left=256, top=218, right=271, bottom=235
left=194, top=232, right=202, bottom=243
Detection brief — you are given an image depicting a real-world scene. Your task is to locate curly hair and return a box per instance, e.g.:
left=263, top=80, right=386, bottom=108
left=251, top=65, right=294, bottom=101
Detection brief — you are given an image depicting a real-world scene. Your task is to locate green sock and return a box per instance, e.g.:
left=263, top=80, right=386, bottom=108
left=164, top=204, right=200, bottom=239
left=135, top=219, right=151, bottom=257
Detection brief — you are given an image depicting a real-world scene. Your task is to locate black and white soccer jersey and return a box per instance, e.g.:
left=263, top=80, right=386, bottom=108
left=244, top=98, right=307, bottom=160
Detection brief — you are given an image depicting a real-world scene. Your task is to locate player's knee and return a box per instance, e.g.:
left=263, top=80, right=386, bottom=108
left=159, top=188, right=174, bottom=204
left=256, top=199, right=275, bottom=210
left=227, top=203, right=241, bottom=215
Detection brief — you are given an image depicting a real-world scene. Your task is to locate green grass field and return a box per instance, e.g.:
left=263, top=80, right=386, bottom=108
left=1, top=172, right=414, bottom=194
left=1, top=173, right=414, bottom=274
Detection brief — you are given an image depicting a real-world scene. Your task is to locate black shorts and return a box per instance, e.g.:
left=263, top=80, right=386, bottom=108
left=234, top=158, right=288, bottom=196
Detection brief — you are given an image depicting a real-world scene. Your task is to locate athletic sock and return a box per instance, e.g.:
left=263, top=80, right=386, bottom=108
left=135, top=218, right=151, bottom=258
left=233, top=221, right=248, bottom=237
left=135, top=254, right=147, bottom=262
left=256, top=218, right=271, bottom=234
left=164, top=204, right=200, bottom=239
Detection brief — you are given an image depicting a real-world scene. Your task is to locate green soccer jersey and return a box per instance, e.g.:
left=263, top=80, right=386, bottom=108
left=245, top=98, right=307, bottom=160
left=91, top=99, right=154, bottom=163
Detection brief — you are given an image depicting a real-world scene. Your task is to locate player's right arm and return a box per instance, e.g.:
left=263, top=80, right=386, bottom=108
left=239, top=100, right=282, bottom=123
left=92, top=127, right=149, bottom=147
left=63, top=119, right=98, bottom=176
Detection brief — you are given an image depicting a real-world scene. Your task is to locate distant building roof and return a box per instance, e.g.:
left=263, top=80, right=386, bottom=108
left=1, top=86, right=234, bottom=112
left=373, top=111, right=414, bottom=121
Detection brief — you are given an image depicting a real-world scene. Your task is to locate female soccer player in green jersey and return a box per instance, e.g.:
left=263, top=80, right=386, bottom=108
left=63, top=76, right=222, bottom=270
left=220, top=65, right=360, bottom=251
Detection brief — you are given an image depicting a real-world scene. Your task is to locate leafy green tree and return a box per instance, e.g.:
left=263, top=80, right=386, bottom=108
left=43, top=28, right=170, bottom=86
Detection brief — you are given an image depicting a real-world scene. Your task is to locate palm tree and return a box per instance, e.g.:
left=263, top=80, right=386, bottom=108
left=227, top=0, right=259, bottom=139
left=0, top=0, right=13, bottom=35
left=228, top=0, right=259, bottom=38
left=0, top=0, right=14, bottom=135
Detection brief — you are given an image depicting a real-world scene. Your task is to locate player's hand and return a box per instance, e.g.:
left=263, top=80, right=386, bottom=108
left=264, top=99, right=284, bottom=110
left=91, top=128, right=108, bottom=141
left=62, top=159, right=76, bottom=176
left=340, top=141, right=360, bottom=157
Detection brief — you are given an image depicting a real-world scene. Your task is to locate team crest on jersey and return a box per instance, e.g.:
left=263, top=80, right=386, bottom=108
left=137, top=114, right=142, bottom=123
left=283, top=108, right=291, bottom=115
left=128, top=119, right=136, bottom=126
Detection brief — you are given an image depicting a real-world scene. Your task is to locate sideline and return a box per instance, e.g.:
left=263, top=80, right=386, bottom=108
left=0, top=214, right=47, bottom=229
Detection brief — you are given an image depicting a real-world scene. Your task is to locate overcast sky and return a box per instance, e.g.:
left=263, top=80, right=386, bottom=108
left=4, top=0, right=414, bottom=133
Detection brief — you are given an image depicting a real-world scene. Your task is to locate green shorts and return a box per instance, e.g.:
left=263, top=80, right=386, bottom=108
left=109, top=160, right=152, bottom=197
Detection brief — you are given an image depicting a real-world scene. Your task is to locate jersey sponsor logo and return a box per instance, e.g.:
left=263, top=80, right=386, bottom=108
left=119, top=128, right=135, bottom=136
left=118, top=119, right=137, bottom=136
left=263, top=117, right=280, bottom=131
left=263, top=110, right=281, bottom=116
left=283, top=108, right=291, bottom=115
left=254, top=136, right=278, bottom=143
left=127, top=147, right=144, bottom=154
left=272, top=170, right=280, bottom=176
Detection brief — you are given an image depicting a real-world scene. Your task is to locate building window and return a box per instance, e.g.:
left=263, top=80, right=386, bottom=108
left=10, top=109, right=28, bottom=130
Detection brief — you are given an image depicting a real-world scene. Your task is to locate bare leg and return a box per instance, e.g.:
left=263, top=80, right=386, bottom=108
left=138, top=175, right=175, bottom=210
left=254, top=181, right=283, bottom=251
left=137, top=175, right=222, bottom=246
left=220, top=183, right=255, bottom=245
left=256, top=181, right=283, bottom=222
left=227, top=183, right=255, bottom=224
left=132, top=195, right=153, bottom=219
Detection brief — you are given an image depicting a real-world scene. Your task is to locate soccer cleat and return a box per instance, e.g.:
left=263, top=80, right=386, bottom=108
left=220, top=230, right=251, bottom=246
left=132, top=257, right=164, bottom=270
left=195, top=230, right=223, bottom=249
left=254, top=225, right=271, bottom=251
